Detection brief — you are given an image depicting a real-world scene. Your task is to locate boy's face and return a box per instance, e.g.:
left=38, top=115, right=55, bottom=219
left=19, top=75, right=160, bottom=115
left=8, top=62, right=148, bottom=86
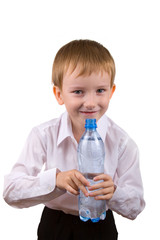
left=54, top=65, right=115, bottom=135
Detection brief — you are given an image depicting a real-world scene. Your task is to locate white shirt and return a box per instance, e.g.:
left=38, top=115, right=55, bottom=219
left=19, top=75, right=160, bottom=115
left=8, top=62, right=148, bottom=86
left=3, top=111, right=145, bottom=219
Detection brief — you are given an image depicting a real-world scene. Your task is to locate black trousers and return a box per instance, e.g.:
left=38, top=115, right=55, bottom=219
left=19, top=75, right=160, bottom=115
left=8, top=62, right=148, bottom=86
left=37, top=207, right=118, bottom=240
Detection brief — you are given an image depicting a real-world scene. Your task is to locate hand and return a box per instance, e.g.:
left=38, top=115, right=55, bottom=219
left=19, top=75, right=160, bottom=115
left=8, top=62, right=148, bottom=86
left=56, top=169, right=90, bottom=197
left=88, top=174, right=115, bottom=200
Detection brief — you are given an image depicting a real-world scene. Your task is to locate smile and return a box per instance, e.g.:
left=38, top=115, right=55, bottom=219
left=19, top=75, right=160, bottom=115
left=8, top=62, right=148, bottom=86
left=80, top=111, right=98, bottom=115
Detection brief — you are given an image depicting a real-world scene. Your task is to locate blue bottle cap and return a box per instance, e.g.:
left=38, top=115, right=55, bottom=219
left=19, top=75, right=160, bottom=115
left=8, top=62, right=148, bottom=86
left=85, top=119, right=97, bottom=128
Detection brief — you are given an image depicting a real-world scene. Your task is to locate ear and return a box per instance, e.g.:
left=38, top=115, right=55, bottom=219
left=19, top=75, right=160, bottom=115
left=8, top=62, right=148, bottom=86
left=53, top=86, right=64, bottom=105
left=109, top=84, right=116, bottom=99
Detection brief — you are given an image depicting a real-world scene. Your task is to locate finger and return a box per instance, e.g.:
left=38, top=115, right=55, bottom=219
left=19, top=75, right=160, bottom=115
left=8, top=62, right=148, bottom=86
left=89, top=186, right=114, bottom=197
left=80, top=185, right=89, bottom=197
left=72, top=176, right=89, bottom=197
left=88, top=180, right=113, bottom=191
left=69, top=179, right=79, bottom=191
left=88, top=182, right=104, bottom=191
left=64, top=178, right=79, bottom=195
left=66, top=185, right=79, bottom=195
left=95, top=193, right=114, bottom=200
left=74, top=171, right=90, bottom=187
left=93, top=174, right=111, bottom=181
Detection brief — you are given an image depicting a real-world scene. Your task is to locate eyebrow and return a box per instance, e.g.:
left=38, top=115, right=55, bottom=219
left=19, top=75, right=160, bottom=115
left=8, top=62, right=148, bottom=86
left=96, top=85, right=110, bottom=88
left=68, top=85, right=110, bottom=91
left=68, top=86, right=85, bottom=89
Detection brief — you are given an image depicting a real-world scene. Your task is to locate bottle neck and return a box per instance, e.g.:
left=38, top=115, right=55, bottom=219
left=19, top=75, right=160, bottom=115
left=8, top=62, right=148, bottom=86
left=85, top=127, right=96, bottom=132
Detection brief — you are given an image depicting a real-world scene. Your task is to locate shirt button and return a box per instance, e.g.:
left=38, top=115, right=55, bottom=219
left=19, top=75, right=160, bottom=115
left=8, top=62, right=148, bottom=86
left=48, top=186, right=53, bottom=191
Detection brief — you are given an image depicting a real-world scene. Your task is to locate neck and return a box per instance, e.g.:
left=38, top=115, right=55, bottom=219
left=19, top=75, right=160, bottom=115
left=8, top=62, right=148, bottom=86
left=72, top=126, right=85, bottom=143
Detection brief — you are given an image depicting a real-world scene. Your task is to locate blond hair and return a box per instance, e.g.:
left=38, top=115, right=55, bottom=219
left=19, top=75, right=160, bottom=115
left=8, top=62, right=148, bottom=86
left=52, top=39, right=115, bottom=89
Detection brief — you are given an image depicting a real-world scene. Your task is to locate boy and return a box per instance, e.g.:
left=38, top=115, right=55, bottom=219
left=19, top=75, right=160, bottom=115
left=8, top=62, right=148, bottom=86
left=3, top=40, right=145, bottom=240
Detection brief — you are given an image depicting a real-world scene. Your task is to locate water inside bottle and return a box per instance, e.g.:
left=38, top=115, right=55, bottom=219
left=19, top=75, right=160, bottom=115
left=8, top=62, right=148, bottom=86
left=79, top=172, right=106, bottom=222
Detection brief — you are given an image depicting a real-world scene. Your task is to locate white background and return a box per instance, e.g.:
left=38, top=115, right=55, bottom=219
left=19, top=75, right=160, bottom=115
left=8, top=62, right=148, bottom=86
left=0, top=0, right=160, bottom=239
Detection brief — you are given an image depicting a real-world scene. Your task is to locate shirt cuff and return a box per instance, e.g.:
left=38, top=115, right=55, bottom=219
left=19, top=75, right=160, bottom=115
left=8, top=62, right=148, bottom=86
left=107, top=185, right=141, bottom=220
left=39, top=168, right=66, bottom=198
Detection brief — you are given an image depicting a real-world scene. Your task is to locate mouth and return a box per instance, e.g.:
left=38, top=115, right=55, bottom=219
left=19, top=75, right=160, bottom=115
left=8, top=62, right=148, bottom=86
left=80, top=111, right=98, bottom=116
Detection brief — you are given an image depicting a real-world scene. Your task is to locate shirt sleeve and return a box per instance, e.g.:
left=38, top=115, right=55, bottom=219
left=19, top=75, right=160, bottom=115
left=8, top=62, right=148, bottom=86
left=107, top=137, right=145, bottom=220
left=3, top=128, right=65, bottom=208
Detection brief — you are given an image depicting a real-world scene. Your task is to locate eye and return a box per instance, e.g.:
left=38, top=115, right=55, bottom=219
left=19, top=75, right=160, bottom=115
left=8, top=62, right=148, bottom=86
left=73, top=90, right=83, bottom=94
left=97, top=89, right=105, bottom=93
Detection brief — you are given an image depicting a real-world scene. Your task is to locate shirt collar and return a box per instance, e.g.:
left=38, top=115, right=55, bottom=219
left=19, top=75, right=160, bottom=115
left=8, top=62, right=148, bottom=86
left=57, top=111, right=109, bottom=146
left=97, top=114, right=109, bottom=142
left=57, top=111, right=74, bottom=146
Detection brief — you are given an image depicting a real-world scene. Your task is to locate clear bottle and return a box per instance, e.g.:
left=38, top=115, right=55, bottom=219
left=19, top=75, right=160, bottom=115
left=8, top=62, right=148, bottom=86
left=78, top=118, right=106, bottom=223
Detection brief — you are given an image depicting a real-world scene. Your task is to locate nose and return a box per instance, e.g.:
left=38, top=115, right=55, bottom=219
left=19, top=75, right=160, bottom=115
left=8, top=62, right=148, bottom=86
left=84, top=93, right=96, bottom=109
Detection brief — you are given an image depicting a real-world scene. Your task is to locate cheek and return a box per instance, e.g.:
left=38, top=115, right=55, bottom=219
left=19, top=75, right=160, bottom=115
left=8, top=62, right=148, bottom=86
left=100, top=97, right=110, bottom=107
left=71, top=98, right=82, bottom=107
left=65, top=100, right=80, bottom=112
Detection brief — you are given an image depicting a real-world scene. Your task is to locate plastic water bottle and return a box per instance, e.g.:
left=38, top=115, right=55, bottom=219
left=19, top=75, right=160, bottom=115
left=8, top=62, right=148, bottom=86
left=78, top=118, right=106, bottom=223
